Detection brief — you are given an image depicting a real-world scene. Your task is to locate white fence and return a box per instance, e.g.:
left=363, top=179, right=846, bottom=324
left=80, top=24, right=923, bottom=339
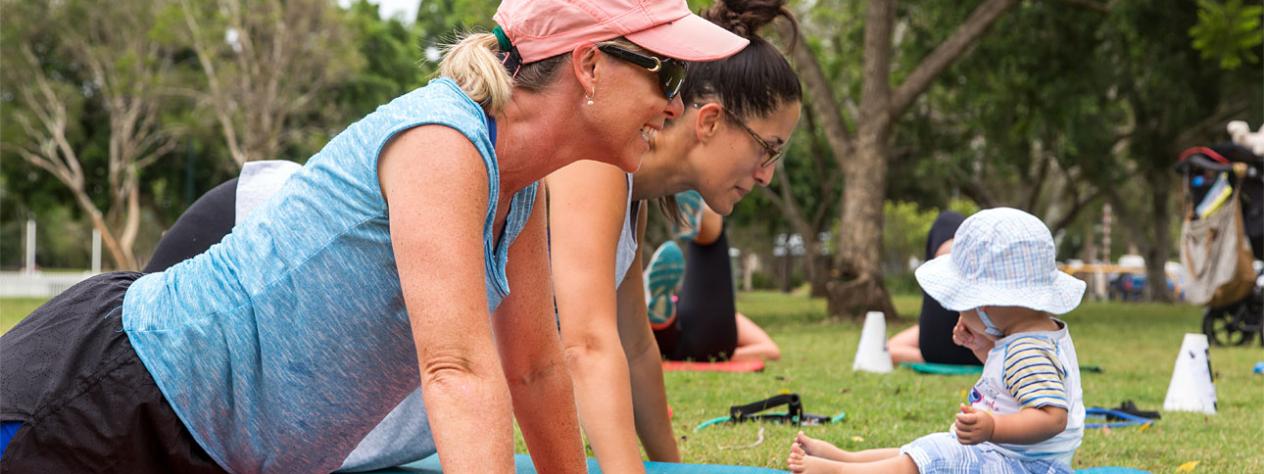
left=0, top=272, right=96, bottom=298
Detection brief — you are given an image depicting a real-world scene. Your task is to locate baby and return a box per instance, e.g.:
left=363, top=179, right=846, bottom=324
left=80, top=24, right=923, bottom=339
left=788, top=208, right=1086, bottom=474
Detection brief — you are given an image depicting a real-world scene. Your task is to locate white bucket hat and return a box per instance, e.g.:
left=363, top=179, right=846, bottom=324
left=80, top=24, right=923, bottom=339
left=914, top=207, right=1086, bottom=315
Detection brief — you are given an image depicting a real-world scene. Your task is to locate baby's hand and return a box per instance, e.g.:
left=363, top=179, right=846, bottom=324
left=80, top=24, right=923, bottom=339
left=953, top=318, right=994, bottom=353
left=954, top=404, right=994, bottom=445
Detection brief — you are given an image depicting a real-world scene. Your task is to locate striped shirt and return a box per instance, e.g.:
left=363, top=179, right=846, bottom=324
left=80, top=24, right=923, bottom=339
left=965, top=319, right=1084, bottom=466
left=1003, top=337, right=1069, bottom=410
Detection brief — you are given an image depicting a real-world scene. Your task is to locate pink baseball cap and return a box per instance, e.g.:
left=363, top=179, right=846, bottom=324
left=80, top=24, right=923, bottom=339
left=494, top=0, right=750, bottom=63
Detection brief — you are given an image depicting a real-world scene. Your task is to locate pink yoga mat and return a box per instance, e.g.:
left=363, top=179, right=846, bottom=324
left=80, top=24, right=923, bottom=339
left=661, top=359, right=765, bottom=373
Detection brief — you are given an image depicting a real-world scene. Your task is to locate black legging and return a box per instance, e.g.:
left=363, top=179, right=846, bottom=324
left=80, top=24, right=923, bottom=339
left=654, top=226, right=738, bottom=361
left=917, top=211, right=981, bottom=366
left=142, top=178, right=238, bottom=273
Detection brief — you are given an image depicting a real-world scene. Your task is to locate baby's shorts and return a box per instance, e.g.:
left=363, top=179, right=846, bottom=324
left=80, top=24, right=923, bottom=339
left=899, top=432, right=1072, bottom=474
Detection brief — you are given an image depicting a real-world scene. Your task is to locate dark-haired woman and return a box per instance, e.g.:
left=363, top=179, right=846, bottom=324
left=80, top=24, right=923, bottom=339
left=0, top=0, right=749, bottom=471
left=544, top=0, right=802, bottom=471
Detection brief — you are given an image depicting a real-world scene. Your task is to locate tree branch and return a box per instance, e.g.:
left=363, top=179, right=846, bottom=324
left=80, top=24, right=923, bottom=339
left=1058, top=0, right=1110, bottom=13
left=889, top=0, right=1019, bottom=119
left=781, top=19, right=856, bottom=170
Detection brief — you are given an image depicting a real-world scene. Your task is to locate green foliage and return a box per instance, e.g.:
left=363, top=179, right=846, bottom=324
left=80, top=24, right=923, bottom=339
left=333, top=1, right=430, bottom=122
left=880, top=198, right=978, bottom=276
left=1189, top=0, right=1264, bottom=70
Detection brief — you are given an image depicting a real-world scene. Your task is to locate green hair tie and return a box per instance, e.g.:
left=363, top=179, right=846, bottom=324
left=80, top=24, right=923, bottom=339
left=492, top=25, right=513, bottom=53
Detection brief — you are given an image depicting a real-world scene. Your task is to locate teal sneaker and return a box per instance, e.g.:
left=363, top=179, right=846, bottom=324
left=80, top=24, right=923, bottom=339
left=645, top=240, right=685, bottom=328
left=672, top=190, right=705, bottom=240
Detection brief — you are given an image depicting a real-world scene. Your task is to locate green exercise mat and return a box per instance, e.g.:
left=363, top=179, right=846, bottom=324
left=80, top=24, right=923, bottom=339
left=900, top=362, right=984, bottom=375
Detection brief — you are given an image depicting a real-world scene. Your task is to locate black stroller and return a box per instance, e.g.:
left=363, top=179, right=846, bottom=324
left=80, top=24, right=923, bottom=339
left=1174, top=143, right=1263, bottom=346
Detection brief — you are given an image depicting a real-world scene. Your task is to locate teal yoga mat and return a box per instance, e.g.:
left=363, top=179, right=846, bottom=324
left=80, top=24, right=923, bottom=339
left=371, top=453, right=786, bottom=473
left=901, top=362, right=983, bottom=375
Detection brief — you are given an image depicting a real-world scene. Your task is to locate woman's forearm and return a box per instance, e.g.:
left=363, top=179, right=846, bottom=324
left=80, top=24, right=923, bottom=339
left=418, top=353, right=516, bottom=473
left=627, top=342, right=680, bottom=462
left=564, top=340, right=647, bottom=473
left=505, top=355, right=586, bottom=473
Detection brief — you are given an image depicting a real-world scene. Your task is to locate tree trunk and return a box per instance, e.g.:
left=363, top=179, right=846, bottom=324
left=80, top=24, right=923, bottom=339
left=828, top=0, right=897, bottom=320
left=790, top=0, right=1016, bottom=319
left=73, top=190, right=135, bottom=270
left=829, top=133, right=898, bottom=319
left=1144, top=168, right=1174, bottom=302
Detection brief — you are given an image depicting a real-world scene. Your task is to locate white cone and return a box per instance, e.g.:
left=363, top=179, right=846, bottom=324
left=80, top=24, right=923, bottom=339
left=1163, top=333, right=1218, bottom=414
left=853, top=311, right=893, bottom=373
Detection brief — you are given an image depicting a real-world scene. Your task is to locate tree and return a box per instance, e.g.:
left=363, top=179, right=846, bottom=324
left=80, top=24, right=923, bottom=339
left=897, top=1, right=1125, bottom=236
left=1, top=0, right=183, bottom=270
left=172, top=0, right=362, bottom=169
left=755, top=100, right=843, bottom=296
left=789, top=0, right=1018, bottom=318
left=1098, top=0, right=1262, bottom=302
left=1189, top=0, right=1263, bottom=70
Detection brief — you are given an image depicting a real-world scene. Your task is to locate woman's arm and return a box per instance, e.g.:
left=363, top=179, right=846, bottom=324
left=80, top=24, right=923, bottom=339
left=379, top=125, right=515, bottom=473
left=616, top=206, right=681, bottom=462
left=546, top=161, right=646, bottom=473
left=492, top=188, right=586, bottom=473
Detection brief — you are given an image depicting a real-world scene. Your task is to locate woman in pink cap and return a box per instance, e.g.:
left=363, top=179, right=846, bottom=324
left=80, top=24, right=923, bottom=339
left=0, top=1, right=746, bottom=472
left=545, top=0, right=802, bottom=471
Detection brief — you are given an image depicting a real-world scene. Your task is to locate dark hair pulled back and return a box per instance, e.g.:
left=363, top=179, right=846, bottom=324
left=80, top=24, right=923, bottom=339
left=685, top=0, right=802, bottom=120
left=657, top=0, right=803, bottom=224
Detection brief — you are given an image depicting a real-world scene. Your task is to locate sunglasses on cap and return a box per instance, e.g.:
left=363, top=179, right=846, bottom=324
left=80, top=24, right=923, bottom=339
left=596, top=44, right=686, bottom=101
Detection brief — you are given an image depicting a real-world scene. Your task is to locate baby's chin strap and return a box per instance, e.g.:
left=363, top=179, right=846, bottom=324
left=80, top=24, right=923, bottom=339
left=976, top=307, right=1006, bottom=337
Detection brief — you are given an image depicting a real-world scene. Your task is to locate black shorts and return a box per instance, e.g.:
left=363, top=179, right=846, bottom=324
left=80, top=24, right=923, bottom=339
left=0, top=272, right=224, bottom=473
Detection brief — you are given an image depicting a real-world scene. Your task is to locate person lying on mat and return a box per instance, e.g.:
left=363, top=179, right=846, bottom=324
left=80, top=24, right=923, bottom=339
left=0, top=0, right=750, bottom=471
left=887, top=210, right=985, bottom=366
left=788, top=208, right=1087, bottom=474
left=644, top=193, right=781, bottom=363
left=543, top=0, right=800, bottom=470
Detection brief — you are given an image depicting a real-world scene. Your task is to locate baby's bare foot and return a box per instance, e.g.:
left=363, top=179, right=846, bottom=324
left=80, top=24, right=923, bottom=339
left=794, top=431, right=850, bottom=462
left=799, top=454, right=849, bottom=474
left=787, top=441, right=808, bottom=473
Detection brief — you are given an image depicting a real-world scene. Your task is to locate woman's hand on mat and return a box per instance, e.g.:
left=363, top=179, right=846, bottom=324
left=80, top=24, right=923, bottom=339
left=954, top=404, right=995, bottom=444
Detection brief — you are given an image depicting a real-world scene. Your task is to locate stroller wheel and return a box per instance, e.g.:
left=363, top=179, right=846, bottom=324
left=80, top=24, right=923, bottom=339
left=1203, top=307, right=1254, bottom=346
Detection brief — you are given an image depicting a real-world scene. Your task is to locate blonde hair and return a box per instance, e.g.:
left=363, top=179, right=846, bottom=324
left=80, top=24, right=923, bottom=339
left=439, top=33, right=515, bottom=113
left=438, top=32, right=570, bottom=114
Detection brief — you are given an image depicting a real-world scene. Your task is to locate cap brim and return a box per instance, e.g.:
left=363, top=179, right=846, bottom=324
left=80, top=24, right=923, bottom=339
left=914, top=255, right=1087, bottom=315
left=625, top=13, right=749, bottom=62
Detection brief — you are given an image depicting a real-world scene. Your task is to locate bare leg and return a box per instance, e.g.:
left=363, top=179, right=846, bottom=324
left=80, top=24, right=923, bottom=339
left=888, top=324, right=923, bottom=365
left=731, top=312, right=781, bottom=361
left=793, top=432, right=901, bottom=462
left=788, top=442, right=919, bottom=474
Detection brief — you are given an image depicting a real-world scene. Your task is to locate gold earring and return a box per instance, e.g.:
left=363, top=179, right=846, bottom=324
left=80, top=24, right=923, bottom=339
left=585, top=89, right=595, bottom=106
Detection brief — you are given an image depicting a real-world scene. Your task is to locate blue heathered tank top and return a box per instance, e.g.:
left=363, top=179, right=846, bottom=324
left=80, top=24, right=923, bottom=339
left=122, top=78, right=538, bottom=473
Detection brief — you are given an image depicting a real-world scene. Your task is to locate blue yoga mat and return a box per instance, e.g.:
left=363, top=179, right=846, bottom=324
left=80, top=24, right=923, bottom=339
left=371, top=453, right=786, bottom=473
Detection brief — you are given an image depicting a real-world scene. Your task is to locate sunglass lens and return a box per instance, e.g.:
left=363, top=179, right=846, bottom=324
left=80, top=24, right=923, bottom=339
left=661, top=61, right=685, bottom=100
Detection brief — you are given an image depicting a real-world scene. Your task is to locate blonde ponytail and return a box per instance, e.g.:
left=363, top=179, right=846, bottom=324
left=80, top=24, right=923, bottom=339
left=439, top=33, right=515, bottom=114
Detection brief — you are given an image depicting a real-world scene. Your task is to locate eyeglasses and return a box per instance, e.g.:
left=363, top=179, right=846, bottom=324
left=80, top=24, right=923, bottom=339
left=692, top=104, right=787, bottom=167
left=596, top=44, right=686, bottom=101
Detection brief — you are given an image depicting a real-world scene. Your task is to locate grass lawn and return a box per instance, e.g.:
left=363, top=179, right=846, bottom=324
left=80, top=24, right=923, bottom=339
left=2, top=293, right=1259, bottom=472
left=1, top=298, right=46, bottom=334
left=647, top=292, right=1262, bottom=472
